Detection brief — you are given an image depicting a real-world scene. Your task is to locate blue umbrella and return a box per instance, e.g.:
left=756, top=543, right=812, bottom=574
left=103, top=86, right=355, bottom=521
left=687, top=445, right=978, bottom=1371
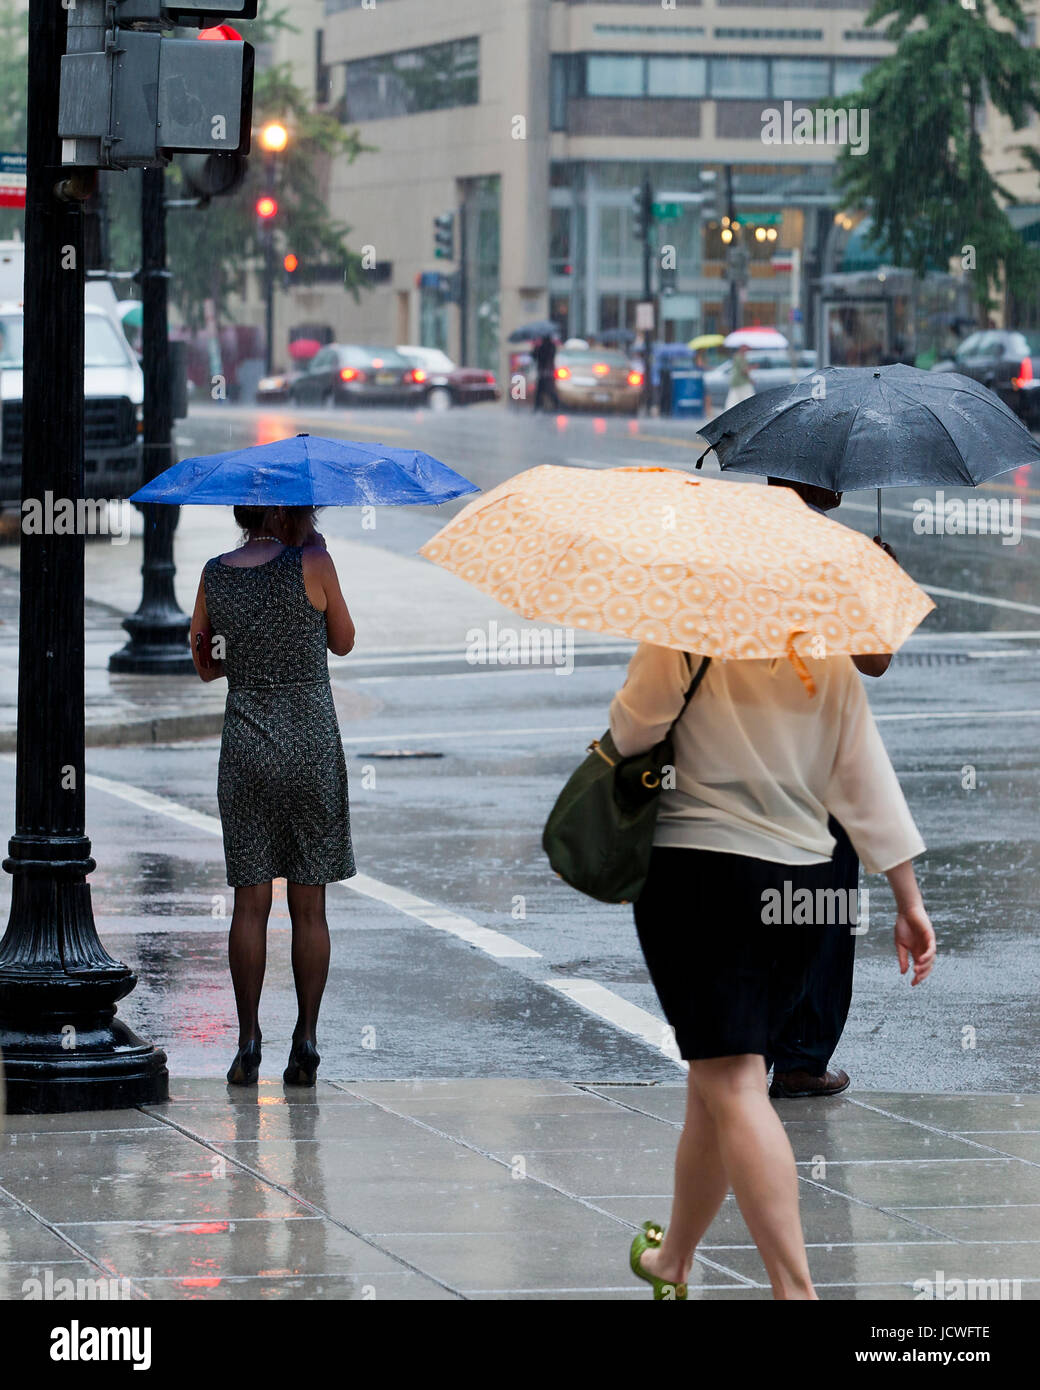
left=129, top=433, right=479, bottom=507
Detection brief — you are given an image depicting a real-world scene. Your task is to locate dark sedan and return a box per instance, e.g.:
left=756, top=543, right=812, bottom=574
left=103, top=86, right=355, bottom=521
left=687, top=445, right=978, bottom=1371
left=396, top=346, right=499, bottom=410
left=289, top=345, right=426, bottom=408
left=932, top=328, right=1040, bottom=425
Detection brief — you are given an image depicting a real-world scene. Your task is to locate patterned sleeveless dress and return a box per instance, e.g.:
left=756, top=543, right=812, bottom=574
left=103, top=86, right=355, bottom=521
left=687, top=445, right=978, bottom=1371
left=203, top=545, right=355, bottom=887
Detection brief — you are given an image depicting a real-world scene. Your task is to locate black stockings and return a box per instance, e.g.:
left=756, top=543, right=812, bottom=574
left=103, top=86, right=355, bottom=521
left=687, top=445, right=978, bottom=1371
left=228, top=882, right=331, bottom=1048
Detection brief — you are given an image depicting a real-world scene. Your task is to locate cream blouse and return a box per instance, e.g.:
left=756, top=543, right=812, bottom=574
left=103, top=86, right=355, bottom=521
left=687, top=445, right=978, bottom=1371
left=608, top=645, right=925, bottom=874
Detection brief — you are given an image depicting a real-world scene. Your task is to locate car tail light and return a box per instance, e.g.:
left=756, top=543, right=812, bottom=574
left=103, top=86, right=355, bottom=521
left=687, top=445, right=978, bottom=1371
left=1013, top=357, right=1033, bottom=390
left=592, top=362, right=610, bottom=377
left=555, top=366, right=571, bottom=380
left=627, top=371, right=644, bottom=387
left=485, top=372, right=496, bottom=385
left=410, top=369, right=427, bottom=384
left=340, top=367, right=364, bottom=382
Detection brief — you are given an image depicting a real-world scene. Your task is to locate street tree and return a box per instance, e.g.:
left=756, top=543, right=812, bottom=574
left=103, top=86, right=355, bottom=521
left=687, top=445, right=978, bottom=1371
left=836, top=0, right=1040, bottom=315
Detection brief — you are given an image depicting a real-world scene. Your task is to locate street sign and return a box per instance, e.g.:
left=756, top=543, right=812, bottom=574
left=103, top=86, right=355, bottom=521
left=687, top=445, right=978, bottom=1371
left=0, top=153, right=26, bottom=209
left=636, top=301, right=655, bottom=331
left=652, top=201, right=682, bottom=221
left=771, top=250, right=795, bottom=272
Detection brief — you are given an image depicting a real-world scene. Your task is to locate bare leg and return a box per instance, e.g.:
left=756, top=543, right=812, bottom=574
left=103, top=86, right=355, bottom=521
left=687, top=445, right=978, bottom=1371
left=286, top=882, right=331, bottom=1045
left=692, top=1054, right=817, bottom=1299
left=640, top=1070, right=730, bottom=1287
left=228, top=882, right=272, bottom=1047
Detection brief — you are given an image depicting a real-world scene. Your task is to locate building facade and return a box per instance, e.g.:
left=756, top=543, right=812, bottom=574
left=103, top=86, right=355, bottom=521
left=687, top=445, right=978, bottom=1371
left=259, top=0, right=896, bottom=374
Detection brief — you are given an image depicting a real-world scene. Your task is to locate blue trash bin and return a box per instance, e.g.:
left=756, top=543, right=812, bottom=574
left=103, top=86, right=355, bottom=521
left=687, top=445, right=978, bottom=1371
left=669, top=369, right=705, bottom=417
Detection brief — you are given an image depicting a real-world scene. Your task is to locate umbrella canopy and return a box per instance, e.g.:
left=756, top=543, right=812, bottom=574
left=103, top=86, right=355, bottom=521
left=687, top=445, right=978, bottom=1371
left=724, top=327, right=788, bottom=349
left=696, top=364, right=1040, bottom=490
left=288, top=337, right=322, bottom=361
left=130, top=433, right=480, bottom=507
left=117, top=299, right=143, bottom=329
left=598, top=328, right=636, bottom=346
left=508, top=320, right=560, bottom=343
left=420, top=466, right=933, bottom=686
left=688, top=333, right=725, bottom=350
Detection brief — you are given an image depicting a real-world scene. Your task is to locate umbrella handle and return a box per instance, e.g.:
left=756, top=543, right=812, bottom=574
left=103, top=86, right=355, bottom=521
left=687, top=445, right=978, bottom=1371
left=876, top=488, right=883, bottom=544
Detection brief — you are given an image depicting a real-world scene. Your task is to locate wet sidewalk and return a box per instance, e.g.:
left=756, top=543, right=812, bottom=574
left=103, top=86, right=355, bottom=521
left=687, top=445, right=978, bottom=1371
left=1, top=1081, right=1038, bottom=1300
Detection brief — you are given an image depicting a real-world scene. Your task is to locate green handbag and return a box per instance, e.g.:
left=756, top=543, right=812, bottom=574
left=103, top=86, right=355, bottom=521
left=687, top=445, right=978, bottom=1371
left=542, top=656, right=711, bottom=904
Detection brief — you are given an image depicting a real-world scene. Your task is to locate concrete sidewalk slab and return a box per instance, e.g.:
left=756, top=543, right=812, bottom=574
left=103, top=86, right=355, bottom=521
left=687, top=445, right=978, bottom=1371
left=1, top=1081, right=1037, bottom=1300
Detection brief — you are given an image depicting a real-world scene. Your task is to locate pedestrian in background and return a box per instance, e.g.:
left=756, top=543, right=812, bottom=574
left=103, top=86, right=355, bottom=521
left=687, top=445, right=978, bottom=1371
left=532, top=334, right=558, bottom=412
left=766, top=477, right=895, bottom=1099
left=724, top=344, right=754, bottom=410
left=615, top=646, right=935, bottom=1299
left=190, top=505, right=356, bottom=1089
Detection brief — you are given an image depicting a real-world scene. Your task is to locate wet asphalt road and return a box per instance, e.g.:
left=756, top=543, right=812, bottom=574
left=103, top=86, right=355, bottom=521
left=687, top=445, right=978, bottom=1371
left=3, top=400, right=1038, bottom=1090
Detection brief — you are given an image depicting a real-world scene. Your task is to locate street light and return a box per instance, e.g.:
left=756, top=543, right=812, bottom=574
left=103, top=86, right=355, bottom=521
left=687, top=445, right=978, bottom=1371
left=260, top=120, right=289, bottom=154
left=258, top=122, right=289, bottom=373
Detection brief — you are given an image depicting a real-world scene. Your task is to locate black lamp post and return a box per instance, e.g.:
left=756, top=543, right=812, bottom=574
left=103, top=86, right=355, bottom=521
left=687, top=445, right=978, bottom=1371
left=109, top=165, right=194, bottom=675
left=0, top=1, right=168, bottom=1113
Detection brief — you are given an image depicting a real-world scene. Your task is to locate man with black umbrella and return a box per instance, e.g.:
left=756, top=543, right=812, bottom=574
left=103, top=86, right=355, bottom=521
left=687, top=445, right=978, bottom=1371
left=766, top=478, right=894, bottom=1098
left=533, top=334, right=558, bottom=413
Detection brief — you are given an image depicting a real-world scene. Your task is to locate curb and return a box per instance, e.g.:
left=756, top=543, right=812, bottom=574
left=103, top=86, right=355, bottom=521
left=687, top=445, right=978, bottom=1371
left=0, top=709, right=224, bottom=752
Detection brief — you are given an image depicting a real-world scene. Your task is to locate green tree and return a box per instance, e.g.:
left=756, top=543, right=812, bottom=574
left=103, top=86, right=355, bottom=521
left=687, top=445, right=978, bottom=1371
left=836, top=0, right=1040, bottom=314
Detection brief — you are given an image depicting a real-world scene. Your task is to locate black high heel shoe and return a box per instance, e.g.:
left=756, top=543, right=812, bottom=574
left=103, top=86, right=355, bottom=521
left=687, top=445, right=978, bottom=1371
left=283, top=1039, right=320, bottom=1087
left=227, top=1038, right=261, bottom=1086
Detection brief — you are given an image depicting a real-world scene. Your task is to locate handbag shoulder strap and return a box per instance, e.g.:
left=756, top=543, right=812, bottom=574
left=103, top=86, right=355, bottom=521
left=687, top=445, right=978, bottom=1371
left=671, top=654, right=711, bottom=734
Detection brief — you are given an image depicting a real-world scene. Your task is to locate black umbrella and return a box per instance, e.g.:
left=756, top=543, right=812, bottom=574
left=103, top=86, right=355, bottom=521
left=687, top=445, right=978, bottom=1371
left=598, top=328, right=636, bottom=346
left=695, top=364, right=1040, bottom=539
left=508, top=320, right=560, bottom=343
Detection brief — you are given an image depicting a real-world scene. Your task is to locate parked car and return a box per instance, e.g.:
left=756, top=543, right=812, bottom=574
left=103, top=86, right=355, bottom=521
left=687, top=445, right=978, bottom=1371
left=289, top=345, right=425, bottom=407
left=704, top=349, right=817, bottom=409
left=396, top=345, right=499, bottom=410
left=931, top=329, right=1040, bottom=425
left=256, top=369, right=302, bottom=404
left=522, top=348, right=643, bottom=415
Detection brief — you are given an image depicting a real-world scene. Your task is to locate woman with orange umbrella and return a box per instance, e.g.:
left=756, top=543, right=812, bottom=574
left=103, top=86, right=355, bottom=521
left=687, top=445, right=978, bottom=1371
left=422, top=465, right=937, bottom=1300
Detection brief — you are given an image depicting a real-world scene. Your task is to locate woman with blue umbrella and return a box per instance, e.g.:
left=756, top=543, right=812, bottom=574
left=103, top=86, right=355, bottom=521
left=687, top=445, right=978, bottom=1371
left=132, top=433, right=477, bottom=1088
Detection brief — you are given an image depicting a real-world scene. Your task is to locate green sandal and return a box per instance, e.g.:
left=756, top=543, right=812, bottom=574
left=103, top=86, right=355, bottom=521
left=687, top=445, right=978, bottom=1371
left=630, top=1221, right=688, bottom=1300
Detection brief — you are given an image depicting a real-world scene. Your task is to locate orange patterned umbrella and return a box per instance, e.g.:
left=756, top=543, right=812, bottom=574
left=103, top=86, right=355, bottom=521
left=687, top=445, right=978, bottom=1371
left=420, top=466, right=934, bottom=694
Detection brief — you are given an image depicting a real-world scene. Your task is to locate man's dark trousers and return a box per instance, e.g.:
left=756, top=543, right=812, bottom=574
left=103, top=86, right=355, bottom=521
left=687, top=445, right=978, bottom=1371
left=771, top=816, right=859, bottom=1076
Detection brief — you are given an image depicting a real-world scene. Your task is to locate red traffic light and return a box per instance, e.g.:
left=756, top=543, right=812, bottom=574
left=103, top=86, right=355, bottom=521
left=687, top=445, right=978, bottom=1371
left=283, top=253, right=298, bottom=274
left=256, top=195, right=278, bottom=220
left=199, top=25, right=244, bottom=40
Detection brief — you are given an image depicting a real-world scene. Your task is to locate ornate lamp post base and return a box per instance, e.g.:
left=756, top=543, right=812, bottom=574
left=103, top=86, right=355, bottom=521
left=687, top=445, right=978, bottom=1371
left=0, top=1015, right=168, bottom=1114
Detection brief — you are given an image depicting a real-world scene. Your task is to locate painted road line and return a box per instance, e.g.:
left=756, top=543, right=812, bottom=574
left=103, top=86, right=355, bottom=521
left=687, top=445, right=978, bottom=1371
left=74, top=770, right=540, bottom=961
left=840, top=499, right=1040, bottom=541
left=921, top=585, right=1040, bottom=616
left=874, top=708, right=1040, bottom=722
left=546, top=980, right=682, bottom=1068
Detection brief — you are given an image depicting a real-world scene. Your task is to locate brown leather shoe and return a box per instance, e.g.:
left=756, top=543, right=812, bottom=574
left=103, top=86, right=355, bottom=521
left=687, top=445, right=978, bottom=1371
left=769, top=1068, right=850, bottom=1099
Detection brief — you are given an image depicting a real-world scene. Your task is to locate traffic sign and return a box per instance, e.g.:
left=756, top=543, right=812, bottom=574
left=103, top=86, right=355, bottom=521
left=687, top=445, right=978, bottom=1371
left=652, top=201, right=682, bottom=221
left=0, top=152, right=26, bottom=209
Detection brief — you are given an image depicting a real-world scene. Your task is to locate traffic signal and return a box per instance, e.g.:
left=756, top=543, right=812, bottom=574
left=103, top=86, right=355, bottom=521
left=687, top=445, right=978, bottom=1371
left=434, top=212, right=455, bottom=261
left=631, top=182, right=653, bottom=243
left=283, top=253, right=299, bottom=274
left=178, top=151, right=247, bottom=200
left=256, top=196, right=278, bottom=221
left=58, top=3, right=256, bottom=171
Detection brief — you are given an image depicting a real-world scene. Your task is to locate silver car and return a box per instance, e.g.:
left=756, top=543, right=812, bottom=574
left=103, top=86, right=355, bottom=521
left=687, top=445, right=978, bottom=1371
left=705, top=349, right=818, bottom=409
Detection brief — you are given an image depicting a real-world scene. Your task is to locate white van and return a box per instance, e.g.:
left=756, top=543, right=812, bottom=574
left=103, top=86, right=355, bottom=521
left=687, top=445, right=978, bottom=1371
left=0, top=241, right=144, bottom=505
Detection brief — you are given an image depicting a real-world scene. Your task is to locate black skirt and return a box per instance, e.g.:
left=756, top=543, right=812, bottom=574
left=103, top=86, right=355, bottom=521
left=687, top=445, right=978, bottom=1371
left=634, top=846, right=839, bottom=1062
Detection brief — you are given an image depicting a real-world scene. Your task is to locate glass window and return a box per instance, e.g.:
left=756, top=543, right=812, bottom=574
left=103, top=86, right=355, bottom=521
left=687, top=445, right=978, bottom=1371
left=550, top=206, right=572, bottom=272
left=647, top=56, right=707, bottom=99
left=587, top=55, right=644, bottom=98
left=0, top=315, right=24, bottom=367
left=834, top=58, right=876, bottom=93
left=771, top=58, right=830, bottom=99
left=84, top=316, right=132, bottom=368
left=343, top=38, right=479, bottom=121
left=954, top=332, right=984, bottom=360
left=710, top=57, right=769, bottom=99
